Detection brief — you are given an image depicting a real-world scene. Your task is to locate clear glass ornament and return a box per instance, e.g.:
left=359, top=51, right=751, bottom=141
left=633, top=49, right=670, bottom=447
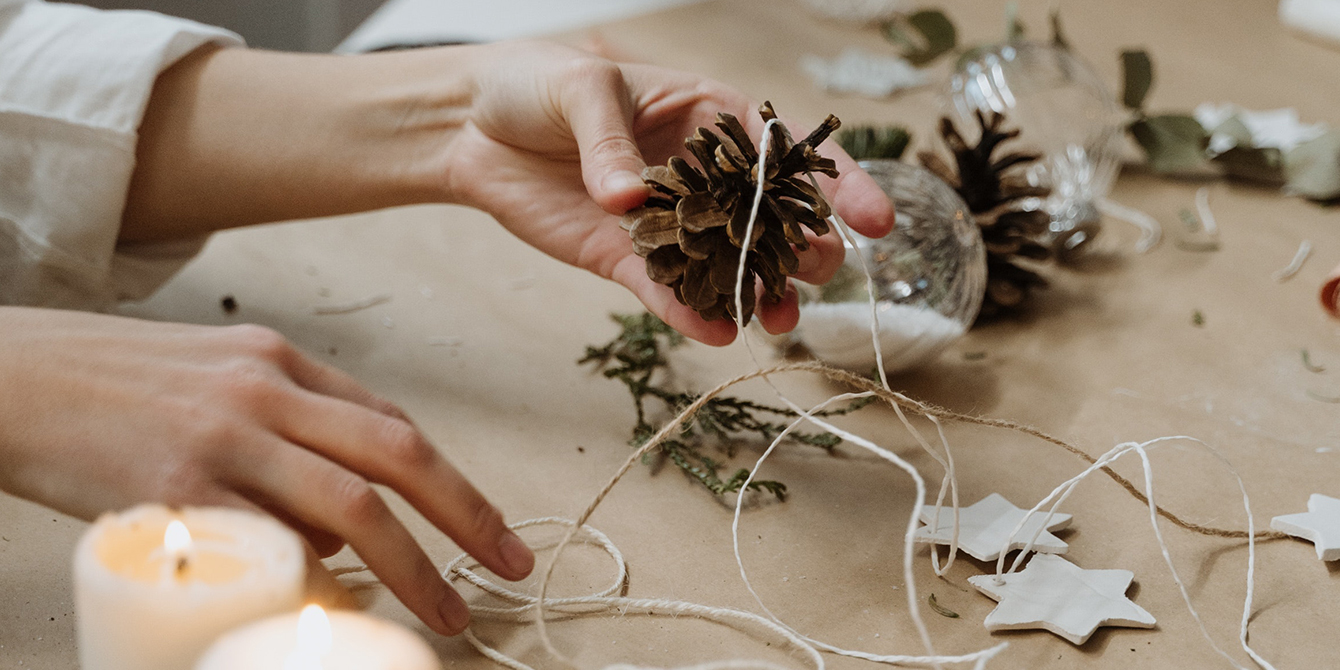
left=783, top=160, right=985, bottom=373
left=945, top=42, right=1124, bottom=261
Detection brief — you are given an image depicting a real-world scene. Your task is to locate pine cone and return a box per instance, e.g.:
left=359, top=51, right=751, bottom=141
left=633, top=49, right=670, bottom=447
left=621, top=102, right=841, bottom=325
left=919, top=111, right=1052, bottom=321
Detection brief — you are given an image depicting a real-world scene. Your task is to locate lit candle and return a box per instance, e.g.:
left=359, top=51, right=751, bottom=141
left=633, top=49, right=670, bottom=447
left=74, top=504, right=306, bottom=670
left=196, top=604, right=442, bottom=670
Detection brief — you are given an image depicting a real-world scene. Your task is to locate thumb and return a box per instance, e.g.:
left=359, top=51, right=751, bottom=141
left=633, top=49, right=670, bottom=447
left=562, top=62, right=649, bottom=214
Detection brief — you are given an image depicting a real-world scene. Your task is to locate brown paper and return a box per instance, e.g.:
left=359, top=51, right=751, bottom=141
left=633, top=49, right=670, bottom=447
left=4, top=1, right=1339, bottom=669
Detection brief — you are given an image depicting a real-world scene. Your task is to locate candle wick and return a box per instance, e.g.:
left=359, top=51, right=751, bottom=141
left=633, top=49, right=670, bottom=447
left=175, top=555, right=188, bottom=576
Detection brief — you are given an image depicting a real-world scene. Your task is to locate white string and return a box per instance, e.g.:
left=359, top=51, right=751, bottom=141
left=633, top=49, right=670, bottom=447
left=1097, top=197, right=1162, bottom=253
left=1271, top=240, right=1312, bottom=283
left=723, top=119, right=994, bottom=667
left=988, top=438, right=1275, bottom=670
left=447, top=518, right=825, bottom=670
left=727, top=393, right=1008, bottom=668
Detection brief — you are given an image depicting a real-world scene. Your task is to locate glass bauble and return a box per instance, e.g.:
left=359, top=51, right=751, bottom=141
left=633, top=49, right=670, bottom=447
left=783, top=160, right=985, bottom=373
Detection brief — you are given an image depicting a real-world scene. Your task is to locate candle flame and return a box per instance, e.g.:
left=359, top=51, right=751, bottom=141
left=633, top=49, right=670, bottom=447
left=163, top=520, right=192, bottom=554
left=295, top=604, right=333, bottom=657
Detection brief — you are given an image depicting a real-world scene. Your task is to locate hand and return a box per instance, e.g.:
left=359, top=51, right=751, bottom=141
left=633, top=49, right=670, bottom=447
left=121, top=41, right=894, bottom=345
left=439, top=41, right=896, bottom=345
left=0, top=307, right=532, bottom=636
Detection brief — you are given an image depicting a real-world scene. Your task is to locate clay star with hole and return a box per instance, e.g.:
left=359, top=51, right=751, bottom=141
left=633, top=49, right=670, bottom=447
left=915, top=493, right=1072, bottom=561
left=1271, top=493, right=1340, bottom=561
left=967, top=554, right=1156, bottom=645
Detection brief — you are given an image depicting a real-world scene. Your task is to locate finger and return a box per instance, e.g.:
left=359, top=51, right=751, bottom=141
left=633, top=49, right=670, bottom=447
left=175, top=485, right=347, bottom=558
left=792, top=230, right=845, bottom=286
left=610, top=254, right=738, bottom=346
left=281, top=350, right=411, bottom=423
left=231, top=439, right=470, bottom=636
left=273, top=392, right=534, bottom=582
left=262, top=504, right=348, bottom=558
left=756, top=283, right=800, bottom=335
left=562, top=60, right=650, bottom=214
left=823, top=162, right=896, bottom=240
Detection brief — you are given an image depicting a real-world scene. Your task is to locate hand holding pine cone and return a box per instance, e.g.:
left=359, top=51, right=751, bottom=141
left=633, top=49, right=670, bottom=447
left=621, top=102, right=840, bottom=325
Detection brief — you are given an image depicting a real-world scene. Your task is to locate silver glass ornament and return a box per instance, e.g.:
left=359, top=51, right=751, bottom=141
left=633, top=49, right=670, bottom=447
left=946, top=42, right=1124, bottom=261
left=785, top=160, right=985, bottom=373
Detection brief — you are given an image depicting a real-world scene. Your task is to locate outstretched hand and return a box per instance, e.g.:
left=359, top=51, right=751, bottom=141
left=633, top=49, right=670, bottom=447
left=441, top=42, right=896, bottom=345
left=0, top=308, right=532, bottom=637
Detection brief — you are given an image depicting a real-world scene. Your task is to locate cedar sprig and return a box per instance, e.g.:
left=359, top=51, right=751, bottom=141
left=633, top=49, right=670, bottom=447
left=580, top=312, right=871, bottom=500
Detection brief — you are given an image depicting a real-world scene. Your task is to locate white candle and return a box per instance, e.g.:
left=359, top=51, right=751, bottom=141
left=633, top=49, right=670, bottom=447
left=74, top=504, right=306, bottom=670
left=196, top=605, right=442, bottom=670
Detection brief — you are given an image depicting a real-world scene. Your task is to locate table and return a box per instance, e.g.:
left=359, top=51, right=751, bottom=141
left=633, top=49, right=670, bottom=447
left=3, top=0, right=1338, bottom=668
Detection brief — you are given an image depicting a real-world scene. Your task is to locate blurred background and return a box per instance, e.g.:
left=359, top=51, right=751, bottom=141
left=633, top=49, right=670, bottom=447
left=69, top=0, right=385, bottom=51
left=63, top=0, right=704, bottom=53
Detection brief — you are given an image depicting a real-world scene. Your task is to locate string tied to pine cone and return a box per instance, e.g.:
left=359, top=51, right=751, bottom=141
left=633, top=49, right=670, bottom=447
left=919, top=110, right=1055, bottom=320
left=620, top=102, right=841, bottom=325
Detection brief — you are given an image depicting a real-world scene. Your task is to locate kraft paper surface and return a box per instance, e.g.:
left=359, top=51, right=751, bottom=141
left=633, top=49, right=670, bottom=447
left=2, top=1, right=1337, bottom=668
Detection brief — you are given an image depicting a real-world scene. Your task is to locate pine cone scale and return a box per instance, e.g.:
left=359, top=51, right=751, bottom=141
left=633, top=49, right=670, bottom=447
left=676, top=192, right=729, bottom=233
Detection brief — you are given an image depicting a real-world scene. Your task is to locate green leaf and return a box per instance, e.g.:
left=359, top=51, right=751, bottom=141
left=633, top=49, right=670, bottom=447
left=837, top=126, right=912, bottom=161
left=1120, top=50, right=1153, bottom=110
left=1212, top=145, right=1285, bottom=185
left=1285, top=129, right=1340, bottom=201
left=1050, top=9, right=1070, bottom=50
left=1129, top=114, right=1209, bottom=173
left=883, top=9, right=958, bottom=66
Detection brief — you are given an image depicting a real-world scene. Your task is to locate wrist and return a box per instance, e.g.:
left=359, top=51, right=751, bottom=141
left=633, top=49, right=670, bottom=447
left=122, top=46, right=478, bottom=242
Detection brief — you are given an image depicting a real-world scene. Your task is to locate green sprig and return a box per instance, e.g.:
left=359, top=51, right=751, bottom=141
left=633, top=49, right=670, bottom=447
left=580, top=313, right=871, bottom=500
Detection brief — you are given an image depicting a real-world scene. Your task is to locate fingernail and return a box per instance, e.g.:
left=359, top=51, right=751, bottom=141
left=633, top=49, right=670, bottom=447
left=438, top=589, right=471, bottom=635
left=603, top=170, right=645, bottom=195
left=499, top=530, right=535, bottom=577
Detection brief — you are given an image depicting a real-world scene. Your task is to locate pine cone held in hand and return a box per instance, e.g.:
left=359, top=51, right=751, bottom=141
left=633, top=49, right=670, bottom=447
left=621, top=102, right=841, bottom=325
left=919, top=111, right=1053, bottom=321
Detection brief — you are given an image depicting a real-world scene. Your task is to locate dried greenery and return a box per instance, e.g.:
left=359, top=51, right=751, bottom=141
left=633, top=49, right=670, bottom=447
left=836, top=125, right=912, bottom=161
left=579, top=312, right=871, bottom=500
left=928, top=593, right=960, bottom=618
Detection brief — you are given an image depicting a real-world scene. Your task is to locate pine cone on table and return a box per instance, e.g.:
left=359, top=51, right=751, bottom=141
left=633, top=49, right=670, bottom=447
left=919, top=111, right=1053, bottom=320
left=621, top=102, right=841, bottom=325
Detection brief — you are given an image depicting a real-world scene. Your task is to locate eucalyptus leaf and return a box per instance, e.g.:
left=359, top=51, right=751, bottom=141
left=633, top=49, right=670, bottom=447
left=1285, top=129, right=1340, bottom=201
left=1212, top=146, right=1285, bottom=185
left=1120, top=50, right=1153, bottom=110
left=1130, top=114, right=1209, bottom=173
left=883, top=9, right=958, bottom=66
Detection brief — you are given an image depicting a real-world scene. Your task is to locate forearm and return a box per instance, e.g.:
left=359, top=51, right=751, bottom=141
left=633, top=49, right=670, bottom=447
left=120, top=45, right=474, bottom=242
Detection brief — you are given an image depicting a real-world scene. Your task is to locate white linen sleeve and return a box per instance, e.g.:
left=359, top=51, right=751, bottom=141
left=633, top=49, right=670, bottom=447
left=0, top=0, right=243, bottom=310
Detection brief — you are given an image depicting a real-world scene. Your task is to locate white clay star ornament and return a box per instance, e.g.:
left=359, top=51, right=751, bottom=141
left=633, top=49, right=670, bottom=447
left=1271, top=493, right=1340, bottom=561
left=967, top=554, right=1156, bottom=645
left=915, top=493, right=1072, bottom=561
